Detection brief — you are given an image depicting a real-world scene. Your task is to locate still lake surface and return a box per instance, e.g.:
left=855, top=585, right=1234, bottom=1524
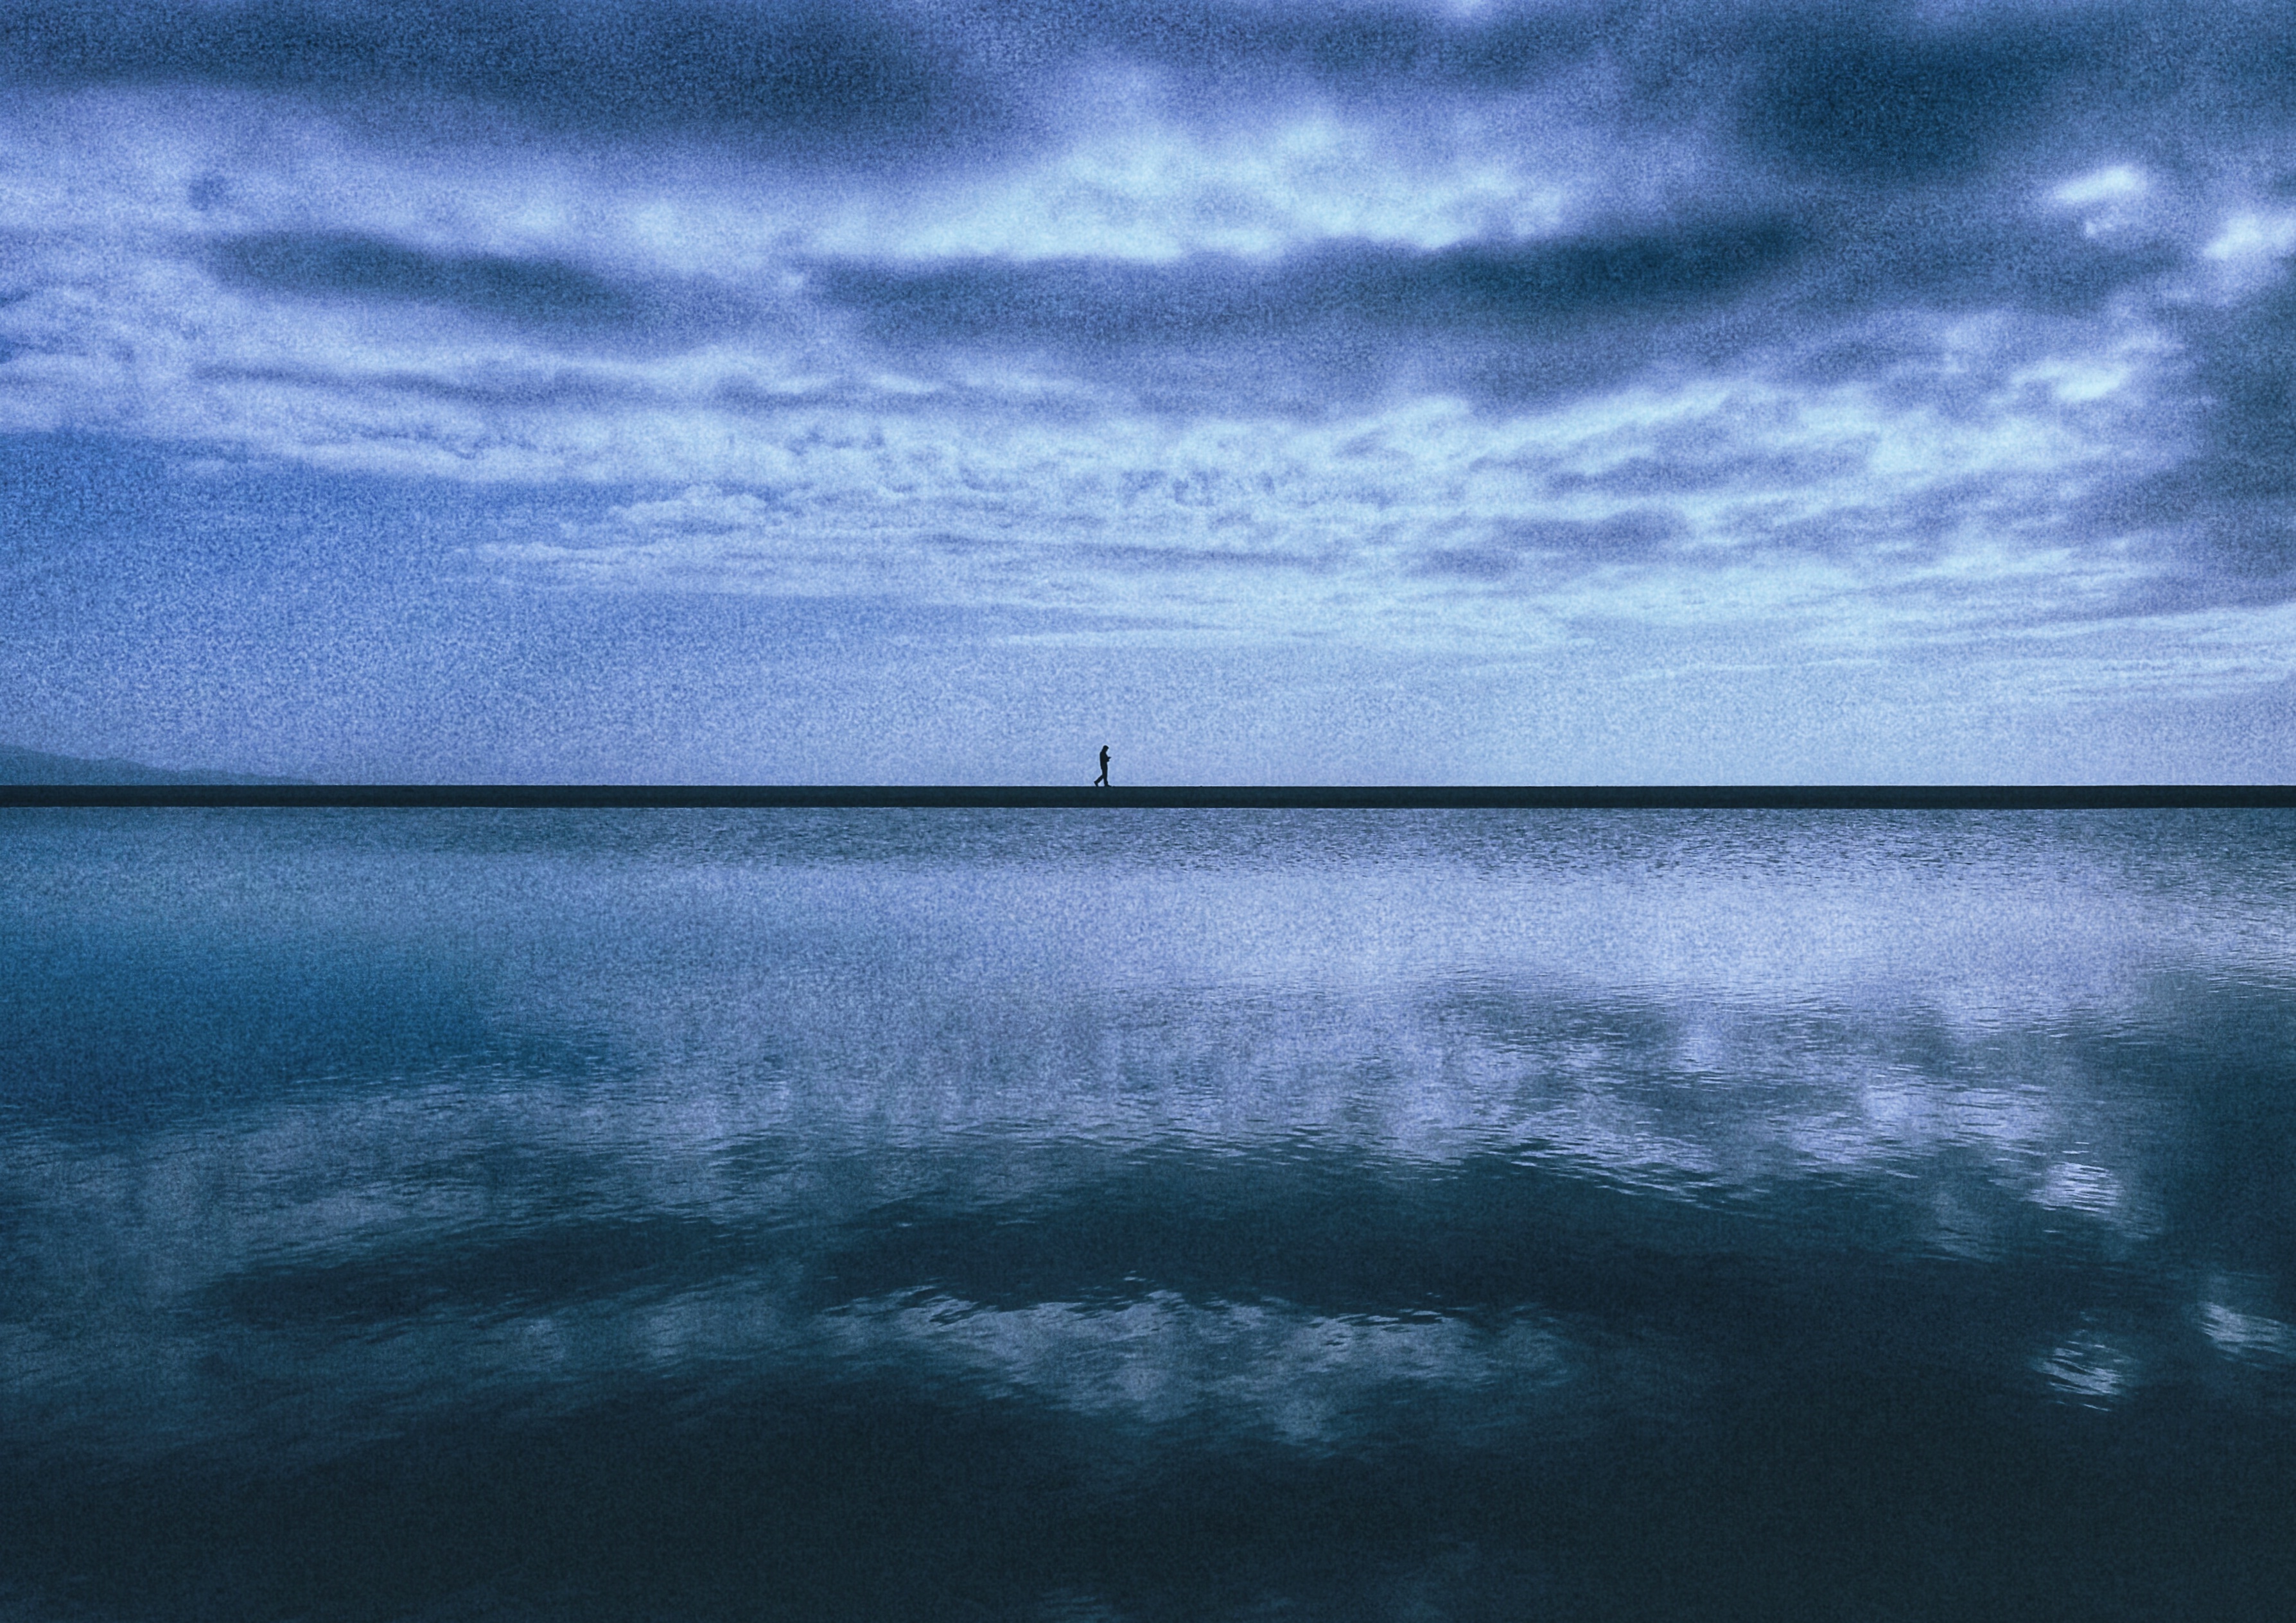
left=3, top=807, right=2293, bottom=1620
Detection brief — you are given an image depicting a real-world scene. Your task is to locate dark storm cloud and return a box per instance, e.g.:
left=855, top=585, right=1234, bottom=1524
left=1, top=0, right=1001, bottom=151
left=1064, top=0, right=1606, bottom=94
left=804, top=198, right=2183, bottom=416
left=1080, top=0, right=2292, bottom=177
left=0, top=1, right=2179, bottom=171
left=1778, top=195, right=2187, bottom=321
left=206, top=231, right=755, bottom=348
left=0, top=0, right=1616, bottom=123
left=212, top=231, right=634, bottom=325
left=814, top=218, right=1805, bottom=344
left=1739, top=10, right=2095, bottom=181
left=11, top=1, right=2296, bottom=164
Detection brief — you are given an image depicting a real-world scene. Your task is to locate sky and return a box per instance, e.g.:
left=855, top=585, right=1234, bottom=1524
left=3, top=0, right=2294, bottom=784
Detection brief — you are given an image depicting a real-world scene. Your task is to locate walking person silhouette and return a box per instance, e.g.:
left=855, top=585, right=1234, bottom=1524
left=1094, top=744, right=1110, bottom=787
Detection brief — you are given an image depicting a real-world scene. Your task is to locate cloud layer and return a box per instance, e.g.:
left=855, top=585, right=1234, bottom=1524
left=5, top=1, right=2295, bottom=773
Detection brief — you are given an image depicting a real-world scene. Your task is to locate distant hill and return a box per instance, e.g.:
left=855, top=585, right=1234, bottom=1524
left=0, top=745, right=310, bottom=785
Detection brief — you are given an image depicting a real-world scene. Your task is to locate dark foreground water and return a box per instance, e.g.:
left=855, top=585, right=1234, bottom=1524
left=2, top=809, right=2293, bottom=1622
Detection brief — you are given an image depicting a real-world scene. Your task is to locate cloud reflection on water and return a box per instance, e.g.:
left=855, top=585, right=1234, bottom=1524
left=1, top=809, right=2293, bottom=1615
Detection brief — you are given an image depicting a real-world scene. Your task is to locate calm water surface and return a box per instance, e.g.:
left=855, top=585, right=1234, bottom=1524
left=3, top=809, right=2293, bottom=1620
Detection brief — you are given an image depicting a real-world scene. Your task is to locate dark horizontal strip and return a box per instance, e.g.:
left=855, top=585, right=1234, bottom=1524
left=4, top=785, right=2293, bottom=809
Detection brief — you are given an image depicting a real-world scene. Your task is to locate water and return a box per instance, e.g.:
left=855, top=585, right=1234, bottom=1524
left=2, top=807, right=2292, bottom=1620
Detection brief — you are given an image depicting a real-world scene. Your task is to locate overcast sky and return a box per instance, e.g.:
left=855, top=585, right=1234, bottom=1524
left=4, top=0, right=2293, bottom=782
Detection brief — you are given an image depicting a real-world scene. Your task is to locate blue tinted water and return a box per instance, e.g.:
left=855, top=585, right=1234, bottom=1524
left=3, top=809, right=2293, bottom=1620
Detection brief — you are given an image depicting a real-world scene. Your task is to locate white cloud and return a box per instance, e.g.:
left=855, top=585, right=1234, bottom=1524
left=2200, top=207, right=2296, bottom=296
left=422, top=358, right=2180, bottom=672
left=2053, top=165, right=2147, bottom=209
left=2203, top=209, right=2296, bottom=263
left=825, top=101, right=1575, bottom=263
left=2051, top=162, right=2150, bottom=240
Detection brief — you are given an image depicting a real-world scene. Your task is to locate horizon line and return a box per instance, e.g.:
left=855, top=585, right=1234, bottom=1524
left=4, top=785, right=2293, bottom=810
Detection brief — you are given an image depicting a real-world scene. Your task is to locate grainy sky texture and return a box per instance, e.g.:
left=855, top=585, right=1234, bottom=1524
left=4, top=0, right=2293, bottom=782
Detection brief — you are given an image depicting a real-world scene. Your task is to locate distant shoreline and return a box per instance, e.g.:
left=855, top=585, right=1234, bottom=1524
left=4, top=785, right=2292, bottom=809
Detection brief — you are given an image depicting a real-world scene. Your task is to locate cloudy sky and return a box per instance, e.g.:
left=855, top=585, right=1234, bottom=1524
left=4, top=0, right=2293, bottom=782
